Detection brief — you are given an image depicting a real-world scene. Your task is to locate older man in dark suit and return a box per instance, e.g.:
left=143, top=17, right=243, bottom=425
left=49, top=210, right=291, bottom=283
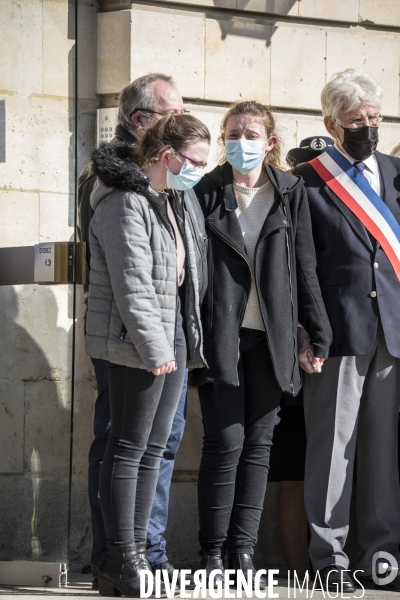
left=296, top=69, right=400, bottom=593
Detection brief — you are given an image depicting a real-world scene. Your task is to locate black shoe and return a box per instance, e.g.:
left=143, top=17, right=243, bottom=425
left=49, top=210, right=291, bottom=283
left=136, top=540, right=152, bottom=570
left=197, top=553, right=225, bottom=587
left=318, top=566, right=355, bottom=594
left=92, top=574, right=99, bottom=591
left=98, top=542, right=164, bottom=597
left=382, top=573, right=400, bottom=591
left=152, top=561, right=194, bottom=590
left=359, top=571, right=400, bottom=591
left=227, top=553, right=266, bottom=590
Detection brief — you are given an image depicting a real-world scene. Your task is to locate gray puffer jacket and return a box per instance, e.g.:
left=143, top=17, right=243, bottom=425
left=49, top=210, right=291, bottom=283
left=85, top=141, right=207, bottom=371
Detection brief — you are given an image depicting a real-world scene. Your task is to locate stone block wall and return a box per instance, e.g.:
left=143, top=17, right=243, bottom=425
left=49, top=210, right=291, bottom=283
left=0, top=0, right=98, bottom=568
left=97, top=1, right=400, bottom=164
left=0, top=0, right=75, bottom=564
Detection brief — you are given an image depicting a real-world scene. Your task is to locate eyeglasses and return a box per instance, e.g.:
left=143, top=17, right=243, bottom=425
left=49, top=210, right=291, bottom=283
left=336, top=114, right=383, bottom=130
left=177, top=153, right=207, bottom=171
left=131, top=107, right=190, bottom=119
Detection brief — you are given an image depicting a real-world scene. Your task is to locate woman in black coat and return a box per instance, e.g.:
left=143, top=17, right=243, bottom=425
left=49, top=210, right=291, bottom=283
left=192, top=101, right=332, bottom=586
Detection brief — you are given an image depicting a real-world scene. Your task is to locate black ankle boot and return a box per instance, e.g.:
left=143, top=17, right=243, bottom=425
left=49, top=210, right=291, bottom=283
left=136, top=540, right=152, bottom=570
left=98, top=542, right=158, bottom=597
left=197, top=553, right=225, bottom=587
left=227, top=553, right=266, bottom=590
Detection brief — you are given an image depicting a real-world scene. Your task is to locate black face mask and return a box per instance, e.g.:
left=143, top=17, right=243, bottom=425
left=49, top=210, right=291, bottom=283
left=340, top=125, right=379, bottom=161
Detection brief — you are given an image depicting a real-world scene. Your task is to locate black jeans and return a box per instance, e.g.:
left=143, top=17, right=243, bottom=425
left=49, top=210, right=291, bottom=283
left=99, top=307, right=187, bottom=545
left=198, top=328, right=280, bottom=555
left=88, top=359, right=188, bottom=571
left=88, top=357, right=111, bottom=570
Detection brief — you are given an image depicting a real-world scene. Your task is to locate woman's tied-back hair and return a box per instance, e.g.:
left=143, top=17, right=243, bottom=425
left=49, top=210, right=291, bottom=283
left=219, top=101, right=285, bottom=171
left=133, top=114, right=211, bottom=167
left=321, top=69, right=382, bottom=121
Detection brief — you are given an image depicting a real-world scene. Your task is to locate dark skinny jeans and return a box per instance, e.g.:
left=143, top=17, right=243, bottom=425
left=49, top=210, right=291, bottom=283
left=198, top=328, right=281, bottom=556
left=99, top=308, right=187, bottom=545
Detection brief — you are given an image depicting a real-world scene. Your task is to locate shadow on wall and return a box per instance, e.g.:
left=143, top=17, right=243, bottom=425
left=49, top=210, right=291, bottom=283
left=392, top=144, right=400, bottom=158
left=217, top=0, right=299, bottom=44
left=0, top=285, right=72, bottom=563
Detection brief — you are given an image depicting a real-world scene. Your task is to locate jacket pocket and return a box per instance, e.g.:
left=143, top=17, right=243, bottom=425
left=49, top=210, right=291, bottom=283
left=320, top=286, right=342, bottom=346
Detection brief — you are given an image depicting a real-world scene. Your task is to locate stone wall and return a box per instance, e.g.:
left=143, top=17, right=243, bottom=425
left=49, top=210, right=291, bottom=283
left=0, top=0, right=99, bottom=569
left=0, top=0, right=76, bottom=563
left=97, top=1, right=400, bottom=167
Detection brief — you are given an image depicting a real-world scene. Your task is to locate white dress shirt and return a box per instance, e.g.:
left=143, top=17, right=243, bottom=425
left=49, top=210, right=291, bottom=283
left=335, top=143, right=382, bottom=198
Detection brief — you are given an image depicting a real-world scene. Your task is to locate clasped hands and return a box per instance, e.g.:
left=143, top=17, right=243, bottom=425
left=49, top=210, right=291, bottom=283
left=298, top=327, right=326, bottom=374
left=152, top=329, right=325, bottom=376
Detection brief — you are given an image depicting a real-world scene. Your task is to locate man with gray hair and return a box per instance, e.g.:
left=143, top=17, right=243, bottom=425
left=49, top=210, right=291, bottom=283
left=296, top=69, right=400, bottom=592
left=77, top=73, right=189, bottom=589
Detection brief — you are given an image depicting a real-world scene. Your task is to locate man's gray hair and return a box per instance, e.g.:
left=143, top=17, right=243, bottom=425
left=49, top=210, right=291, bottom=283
left=118, top=73, right=176, bottom=132
left=321, top=69, right=382, bottom=120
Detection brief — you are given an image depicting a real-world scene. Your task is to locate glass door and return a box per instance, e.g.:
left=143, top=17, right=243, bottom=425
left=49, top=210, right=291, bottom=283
left=0, top=0, right=77, bottom=584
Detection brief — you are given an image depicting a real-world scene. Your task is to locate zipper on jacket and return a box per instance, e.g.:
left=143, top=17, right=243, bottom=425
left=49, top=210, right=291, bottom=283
left=253, top=225, right=287, bottom=390
left=253, top=242, right=277, bottom=383
left=280, top=197, right=297, bottom=394
left=168, top=194, right=203, bottom=363
left=119, top=324, right=127, bottom=343
left=207, top=220, right=252, bottom=385
left=186, top=209, right=204, bottom=294
left=251, top=196, right=297, bottom=394
left=285, top=228, right=297, bottom=394
left=182, top=205, right=207, bottom=365
left=164, top=197, right=179, bottom=356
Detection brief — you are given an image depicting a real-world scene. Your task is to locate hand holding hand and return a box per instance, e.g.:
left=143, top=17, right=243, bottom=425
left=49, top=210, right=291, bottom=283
left=152, top=361, right=177, bottom=376
left=298, top=327, right=326, bottom=374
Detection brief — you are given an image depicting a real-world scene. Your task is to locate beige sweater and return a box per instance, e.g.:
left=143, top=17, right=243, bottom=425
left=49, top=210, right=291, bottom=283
left=234, top=180, right=275, bottom=331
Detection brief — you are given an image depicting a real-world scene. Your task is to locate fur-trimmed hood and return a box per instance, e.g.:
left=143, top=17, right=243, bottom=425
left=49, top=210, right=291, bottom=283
left=90, top=140, right=150, bottom=210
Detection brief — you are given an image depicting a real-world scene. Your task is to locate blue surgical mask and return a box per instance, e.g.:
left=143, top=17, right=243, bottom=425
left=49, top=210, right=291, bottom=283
left=166, top=158, right=203, bottom=191
left=225, top=139, right=266, bottom=174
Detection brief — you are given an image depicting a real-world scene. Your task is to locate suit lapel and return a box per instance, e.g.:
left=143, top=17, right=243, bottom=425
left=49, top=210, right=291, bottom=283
left=323, top=183, right=374, bottom=252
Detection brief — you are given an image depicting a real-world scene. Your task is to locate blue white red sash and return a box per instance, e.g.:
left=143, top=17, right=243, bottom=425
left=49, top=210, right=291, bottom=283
left=309, top=145, right=400, bottom=281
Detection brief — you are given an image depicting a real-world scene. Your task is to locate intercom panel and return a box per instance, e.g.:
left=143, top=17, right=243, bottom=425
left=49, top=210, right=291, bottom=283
left=97, top=107, right=119, bottom=146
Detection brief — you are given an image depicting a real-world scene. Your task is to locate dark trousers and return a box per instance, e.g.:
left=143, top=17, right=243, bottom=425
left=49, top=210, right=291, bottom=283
left=198, top=328, right=280, bottom=555
left=146, top=370, right=188, bottom=565
left=99, top=312, right=187, bottom=545
left=88, top=357, right=112, bottom=572
left=88, top=363, right=188, bottom=570
left=90, top=312, right=187, bottom=557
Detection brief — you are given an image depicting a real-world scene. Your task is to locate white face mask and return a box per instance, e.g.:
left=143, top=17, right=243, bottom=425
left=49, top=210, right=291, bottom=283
left=166, top=157, right=204, bottom=191
left=225, top=139, right=267, bottom=174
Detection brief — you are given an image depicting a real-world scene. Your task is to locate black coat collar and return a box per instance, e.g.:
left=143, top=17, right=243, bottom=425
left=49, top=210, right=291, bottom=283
left=205, top=161, right=302, bottom=209
left=204, top=162, right=293, bottom=259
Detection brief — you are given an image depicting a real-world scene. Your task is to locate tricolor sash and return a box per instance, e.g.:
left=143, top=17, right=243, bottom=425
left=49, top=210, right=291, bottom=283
left=309, top=145, right=400, bottom=281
